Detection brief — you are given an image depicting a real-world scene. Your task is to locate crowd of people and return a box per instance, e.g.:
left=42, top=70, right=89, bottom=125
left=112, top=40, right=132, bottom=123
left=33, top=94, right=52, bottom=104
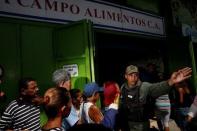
left=0, top=63, right=197, bottom=131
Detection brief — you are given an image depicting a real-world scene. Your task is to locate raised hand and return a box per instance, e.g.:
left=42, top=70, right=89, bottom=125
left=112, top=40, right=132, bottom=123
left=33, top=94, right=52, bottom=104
left=168, top=67, right=192, bottom=86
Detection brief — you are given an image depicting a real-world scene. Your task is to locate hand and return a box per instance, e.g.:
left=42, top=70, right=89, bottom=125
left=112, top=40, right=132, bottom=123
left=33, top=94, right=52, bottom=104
left=168, top=67, right=192, bottom=86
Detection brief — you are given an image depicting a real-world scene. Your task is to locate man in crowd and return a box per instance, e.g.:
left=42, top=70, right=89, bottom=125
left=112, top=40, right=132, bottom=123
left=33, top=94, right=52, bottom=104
left=52, top=68, right=71, bottom=91
left=0, top=77, right=43, bottom=130
left=119, top=65, right=192, bottom=131
left=52, top=68, right=80, bottom=130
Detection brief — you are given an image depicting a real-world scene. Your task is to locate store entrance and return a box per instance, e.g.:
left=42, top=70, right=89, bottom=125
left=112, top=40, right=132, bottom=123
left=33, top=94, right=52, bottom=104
left=94, top=32, right=167, bottom=85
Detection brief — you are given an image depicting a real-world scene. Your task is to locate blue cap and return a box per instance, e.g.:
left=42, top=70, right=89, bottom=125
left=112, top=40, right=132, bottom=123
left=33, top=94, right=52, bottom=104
left=83, top=82, right=103, bottom=97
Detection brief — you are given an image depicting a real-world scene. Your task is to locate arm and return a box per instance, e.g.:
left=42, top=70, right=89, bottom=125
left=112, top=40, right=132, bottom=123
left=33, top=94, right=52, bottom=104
left=146, top=81, right=171, bottom=98
left=101, top=104, right=118, bottom=129
left=0, top=109, right=12, bottom=130
left=88, top=105, right=103, bottom=124
left=148, top=67, right=192, bottom=98
left=187, top=95, right=197, bottom=122
left=187, top=104, right=197, bottom=122
left=101, top=94, right=119, bottom=129
left=178, top=88, right=184, bottom=104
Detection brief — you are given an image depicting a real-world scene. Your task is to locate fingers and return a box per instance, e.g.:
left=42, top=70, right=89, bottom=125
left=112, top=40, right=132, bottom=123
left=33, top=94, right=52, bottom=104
left=178, top=67, right=192, bottom=76
left=182, top=75, right=192, bottom=81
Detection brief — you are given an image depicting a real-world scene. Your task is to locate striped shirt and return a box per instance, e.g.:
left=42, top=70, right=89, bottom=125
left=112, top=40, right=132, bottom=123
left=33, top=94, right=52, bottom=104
left=0, top=99, right=41, bottom=131
left=155, top=94, right=171, bottom=110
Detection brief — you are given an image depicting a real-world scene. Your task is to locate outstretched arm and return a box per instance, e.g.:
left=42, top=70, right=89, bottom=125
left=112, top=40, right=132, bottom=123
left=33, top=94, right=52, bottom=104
left=168, top=67, right=192, bottom=86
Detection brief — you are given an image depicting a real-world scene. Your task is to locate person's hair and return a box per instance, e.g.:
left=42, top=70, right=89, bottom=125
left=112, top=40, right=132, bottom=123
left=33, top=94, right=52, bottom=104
left=52, top=69, right=71, bottom=86
left=70, top=88, right=81, bottom=99
left=44, top=87, right=70, bottom=118
left=103, top=81, right=119, bottom=106
left=18, top=77, right=36, bottom=93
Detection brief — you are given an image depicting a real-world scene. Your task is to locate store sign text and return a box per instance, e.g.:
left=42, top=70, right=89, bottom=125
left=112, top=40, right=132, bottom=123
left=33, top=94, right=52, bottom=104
left=0, top=0, right=165, bottom=36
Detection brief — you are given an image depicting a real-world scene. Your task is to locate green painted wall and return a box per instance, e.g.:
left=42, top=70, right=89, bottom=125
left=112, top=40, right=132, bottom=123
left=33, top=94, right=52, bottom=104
left=0, top=22, right=21, bottom=111
left=0, top=18, right=95, bottom=125
left=0, top=18, right=93, bottom=111
left=0, top=18, right=57, bottom=115
left=53, top=21, right=94, bottom=89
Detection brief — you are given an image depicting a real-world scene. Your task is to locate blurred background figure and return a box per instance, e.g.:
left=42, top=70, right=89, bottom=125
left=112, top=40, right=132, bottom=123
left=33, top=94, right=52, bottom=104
left=172, top=81, right=193, bottom=131
left=140, top=63, right=171, bottom=131
left=64, top=88, right=83, bottom=127
left=187, top=116, right=197, bottom=131
left=52, top=68, right=71, bottom=91
left=144, top=63, right=160, bottom=83
left=52, top=68, right=80, bottom=130
left=70, top=89, right=83, bottom=122
left=155, top=94, right=171, bottom=131
left=0, top=65, right=5, bottom=102
left=187, top=95, right=197, bottom=122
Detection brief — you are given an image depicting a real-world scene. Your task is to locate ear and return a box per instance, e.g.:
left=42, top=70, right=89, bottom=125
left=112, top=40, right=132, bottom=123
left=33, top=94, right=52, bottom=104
left=125, top=74, right=127, bottom=79
left=92, top=91, right=98, bottom=97
left=59, top=81, right=64, bottom=87
left=44, top=96, right=50, bottom=104
left=21, top=88, right=26, bottom=95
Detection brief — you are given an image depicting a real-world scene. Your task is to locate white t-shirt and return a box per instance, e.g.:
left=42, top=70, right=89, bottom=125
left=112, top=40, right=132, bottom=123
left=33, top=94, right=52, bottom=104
left=66, top=105, right=80, bottom=126
left=79, top=102, right=94, bottom=123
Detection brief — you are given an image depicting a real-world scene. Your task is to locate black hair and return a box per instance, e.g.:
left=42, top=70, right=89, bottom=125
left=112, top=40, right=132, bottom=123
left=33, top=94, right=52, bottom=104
left=70, top=88, right=81, bottom=99
left=18, top=77, right=36, bottom=93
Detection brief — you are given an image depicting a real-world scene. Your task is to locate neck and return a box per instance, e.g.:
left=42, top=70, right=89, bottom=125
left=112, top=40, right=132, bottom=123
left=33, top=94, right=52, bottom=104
left=127, top=80, right=141, bottom=88
left=73, top=104, right=80, bottom=110
left=86, top=97, right=96, bottom=104
left=43, top=117, right=62, bottom=130
left=19, top=96, right=33, bottom=103
left=127, top=82, right=136, bottom=88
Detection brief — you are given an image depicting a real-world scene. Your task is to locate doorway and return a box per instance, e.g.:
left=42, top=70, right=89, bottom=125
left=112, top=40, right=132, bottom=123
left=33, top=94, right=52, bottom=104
left=94, top=32, right=167, bottom=85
